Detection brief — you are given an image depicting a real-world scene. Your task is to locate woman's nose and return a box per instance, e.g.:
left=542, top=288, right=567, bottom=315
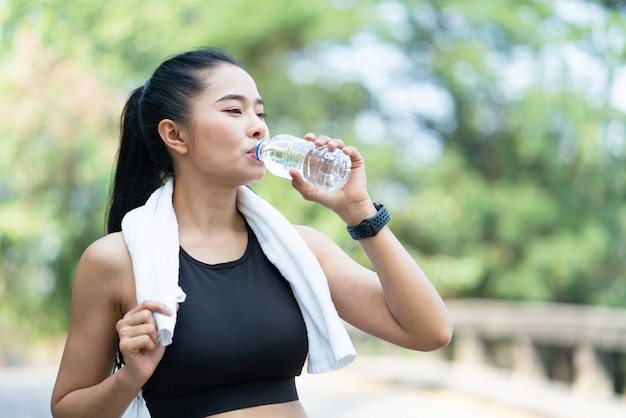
left=249, top=122, right=267, bottom=139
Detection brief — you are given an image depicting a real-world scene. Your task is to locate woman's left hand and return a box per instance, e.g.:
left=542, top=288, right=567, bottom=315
left=289, top=133, right=375, bottom=225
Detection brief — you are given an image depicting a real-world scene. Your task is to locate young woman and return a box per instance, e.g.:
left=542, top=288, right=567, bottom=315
left=51, top=47, right=452, bottom=418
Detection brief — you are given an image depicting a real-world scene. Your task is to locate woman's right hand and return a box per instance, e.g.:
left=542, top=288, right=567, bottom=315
left=115, top=300, right=173, bottom=385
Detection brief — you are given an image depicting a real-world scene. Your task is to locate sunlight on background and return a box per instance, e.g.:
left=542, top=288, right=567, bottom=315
left=2, top=0, right=626, bottom=416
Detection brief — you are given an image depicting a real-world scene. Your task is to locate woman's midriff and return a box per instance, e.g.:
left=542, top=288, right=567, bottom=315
left=205, top=401, right=308, bottom=418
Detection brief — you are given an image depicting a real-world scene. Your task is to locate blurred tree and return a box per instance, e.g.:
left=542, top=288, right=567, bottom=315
left=0, top=32, right=120, bottom=343
left=290, top=0, right=626, bottom=305
left=405, top=0, right=626, bottom=306
left=2, top=0, right=626, bottom=360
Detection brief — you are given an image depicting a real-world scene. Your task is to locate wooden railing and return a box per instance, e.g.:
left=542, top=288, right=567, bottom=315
left=445, top=299, right=626, bottom=398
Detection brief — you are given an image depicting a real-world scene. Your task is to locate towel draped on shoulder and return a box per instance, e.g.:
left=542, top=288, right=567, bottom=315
left=121, top=178, right=356, bottom=374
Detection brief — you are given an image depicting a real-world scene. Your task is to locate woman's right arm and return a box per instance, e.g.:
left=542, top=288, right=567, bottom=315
left=50, top=233, right=171, bottom=418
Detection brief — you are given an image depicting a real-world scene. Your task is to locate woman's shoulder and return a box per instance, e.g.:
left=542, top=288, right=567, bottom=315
left=81, top=232, right=131, bottom=269
left=73, top=232, right=137, bottom=309
left=76, top=232, right=134, bottom=291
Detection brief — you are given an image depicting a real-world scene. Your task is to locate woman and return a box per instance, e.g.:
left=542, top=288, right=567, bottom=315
left=51, top=47, right=452, bottom=418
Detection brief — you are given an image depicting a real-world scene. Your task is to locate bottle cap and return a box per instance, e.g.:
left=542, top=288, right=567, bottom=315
left=254, top=140, right=266, bottom=161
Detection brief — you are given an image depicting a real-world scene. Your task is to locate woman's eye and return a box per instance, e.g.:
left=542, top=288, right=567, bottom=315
left=226, top=108, right=242, bottom=114
left=257, top=112, right=266, bottom=119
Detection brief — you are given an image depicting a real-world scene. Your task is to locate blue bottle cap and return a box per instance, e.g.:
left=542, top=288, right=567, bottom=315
left=254, top=140, right=266, bottom=161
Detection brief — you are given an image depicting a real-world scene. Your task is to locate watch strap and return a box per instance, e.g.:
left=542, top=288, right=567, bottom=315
left=346, top=202, right=391, bottom=240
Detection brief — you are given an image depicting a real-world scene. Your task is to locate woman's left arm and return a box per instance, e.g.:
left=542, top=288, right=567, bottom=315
left=297, top=224, right=452, bottom=351
left=291, top=134, right=452, bottom=351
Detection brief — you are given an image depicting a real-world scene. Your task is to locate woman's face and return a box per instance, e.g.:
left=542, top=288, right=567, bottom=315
left=181, top=63, right=269, bottom=186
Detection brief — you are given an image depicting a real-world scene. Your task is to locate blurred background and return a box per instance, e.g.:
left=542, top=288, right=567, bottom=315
left=2, top=0, right=626, bottom=416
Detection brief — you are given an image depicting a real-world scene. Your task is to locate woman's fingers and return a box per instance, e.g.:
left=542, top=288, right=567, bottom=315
left=131, top=300, right=173, bottom=317
left=304, top=133, right=346, bottom=150
left=116, top=300, right=172, bottom=352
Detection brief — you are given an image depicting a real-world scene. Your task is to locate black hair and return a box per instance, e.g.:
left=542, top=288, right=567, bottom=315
left=106, top=47, right=242, bottom=233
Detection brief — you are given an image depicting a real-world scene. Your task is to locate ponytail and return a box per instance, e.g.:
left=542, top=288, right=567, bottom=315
left=106, top=87, right=171, bottom=233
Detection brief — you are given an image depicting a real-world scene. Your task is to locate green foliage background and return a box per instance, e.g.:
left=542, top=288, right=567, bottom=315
left=1, top=0, right=626, bottom=362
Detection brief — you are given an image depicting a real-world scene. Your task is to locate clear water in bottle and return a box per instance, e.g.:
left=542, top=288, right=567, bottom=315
left=255, top=134, right=351, bottom=190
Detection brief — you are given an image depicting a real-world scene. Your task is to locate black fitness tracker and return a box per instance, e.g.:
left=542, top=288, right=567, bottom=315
left=346, top=202, right=391, bottom=240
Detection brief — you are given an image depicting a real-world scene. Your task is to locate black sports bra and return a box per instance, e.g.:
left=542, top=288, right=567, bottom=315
left=142, top=226, right=309, bottom=417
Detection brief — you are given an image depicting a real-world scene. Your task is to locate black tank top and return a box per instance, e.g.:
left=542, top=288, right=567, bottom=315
left=142, top=226, right=309, bottom=417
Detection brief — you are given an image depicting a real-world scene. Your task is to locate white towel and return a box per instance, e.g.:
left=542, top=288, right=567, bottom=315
left=121, top=177, right=356, bottom=374
left=121, top=179, right=186, bottom=346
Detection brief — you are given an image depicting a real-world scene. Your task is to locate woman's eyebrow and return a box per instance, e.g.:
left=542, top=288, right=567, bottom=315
left=216, top=94, right=264, bottom=105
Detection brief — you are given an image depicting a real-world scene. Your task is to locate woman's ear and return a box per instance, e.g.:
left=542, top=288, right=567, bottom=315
left=158, top=119, right=189, bottom=155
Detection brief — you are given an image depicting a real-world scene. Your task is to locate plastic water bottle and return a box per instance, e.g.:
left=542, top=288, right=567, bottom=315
left=255, top=134, right=352, bottom=190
